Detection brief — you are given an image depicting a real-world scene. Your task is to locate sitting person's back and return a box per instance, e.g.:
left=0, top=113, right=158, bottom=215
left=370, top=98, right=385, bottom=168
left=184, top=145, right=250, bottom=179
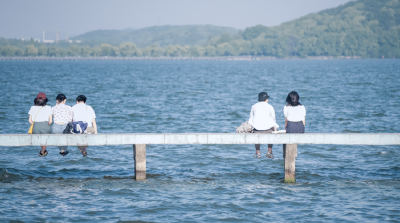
left=249, top=101, right=277, bottom=131
left=71, top=95, right=97, bottom=156
left=72, top=103, right=96, bottom=127
left=52, top=94, right=73, bottom=157
left=284, top=91, right=306, bottom=133
left=249, top=92, right=279, bottom=159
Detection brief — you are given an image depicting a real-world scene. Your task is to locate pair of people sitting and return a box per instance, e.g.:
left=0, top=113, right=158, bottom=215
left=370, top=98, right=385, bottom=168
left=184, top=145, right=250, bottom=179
left=249, top=91, right=306, bottom=159
left=28, top=93, right=97, bottom=157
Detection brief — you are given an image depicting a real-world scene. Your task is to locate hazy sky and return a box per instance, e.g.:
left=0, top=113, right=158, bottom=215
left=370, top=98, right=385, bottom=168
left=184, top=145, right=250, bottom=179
left=0, top=0, right=352, bottom=39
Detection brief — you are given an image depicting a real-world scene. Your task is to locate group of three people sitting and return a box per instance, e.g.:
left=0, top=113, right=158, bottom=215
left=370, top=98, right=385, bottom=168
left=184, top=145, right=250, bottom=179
left=249, top=91, right=306, bottom=159
left=28, top=93, right=97, bottom=157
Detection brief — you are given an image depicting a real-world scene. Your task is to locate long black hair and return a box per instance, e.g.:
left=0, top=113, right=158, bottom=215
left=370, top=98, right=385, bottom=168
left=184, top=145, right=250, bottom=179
left=285, top=91, right=301, bottom=106
left=56, top=94, right=67, bottom=103
left=34, top=98, right=49, bottom=106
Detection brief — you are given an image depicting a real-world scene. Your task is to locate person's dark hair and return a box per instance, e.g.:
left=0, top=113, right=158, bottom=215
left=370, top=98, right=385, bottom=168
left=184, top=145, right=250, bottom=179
left=76, top=95, right=86, bottom=103
left=34, top=98, right=49, bottom=106
left=286, top=91, right=301, bottom=106
left=56, top=94, right=67, bottom=103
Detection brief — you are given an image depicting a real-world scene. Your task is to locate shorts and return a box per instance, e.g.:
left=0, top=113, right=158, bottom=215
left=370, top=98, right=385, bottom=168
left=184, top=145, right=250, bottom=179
left=32, top=122, right=51, bottom=134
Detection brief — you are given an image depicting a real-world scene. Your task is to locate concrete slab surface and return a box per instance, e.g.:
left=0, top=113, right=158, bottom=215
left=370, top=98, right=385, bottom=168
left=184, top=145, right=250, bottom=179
left=0, top=133, right=399, bottom=146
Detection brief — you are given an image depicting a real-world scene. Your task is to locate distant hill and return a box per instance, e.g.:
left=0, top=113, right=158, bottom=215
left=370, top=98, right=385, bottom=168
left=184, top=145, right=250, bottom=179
left=206, top=0, right=400, bottom=58
left=1, top=0, right=399, bottom=58
left=71, top=25, right=239, bottom=47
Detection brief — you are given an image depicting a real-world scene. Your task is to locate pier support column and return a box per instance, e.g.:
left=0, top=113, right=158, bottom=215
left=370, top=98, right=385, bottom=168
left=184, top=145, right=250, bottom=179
left=283, top=144, right=297, bottom=183
left=134, top=144, right=146, bottom=180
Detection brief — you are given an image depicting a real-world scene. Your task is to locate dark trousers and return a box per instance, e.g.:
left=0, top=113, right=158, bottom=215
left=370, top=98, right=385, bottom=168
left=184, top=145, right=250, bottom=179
left=253, top=127, right=274, bottom=150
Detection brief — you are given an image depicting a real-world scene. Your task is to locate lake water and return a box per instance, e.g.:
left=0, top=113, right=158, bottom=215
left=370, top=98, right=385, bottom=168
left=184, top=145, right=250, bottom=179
left=0, top=59, right=399, bottom=222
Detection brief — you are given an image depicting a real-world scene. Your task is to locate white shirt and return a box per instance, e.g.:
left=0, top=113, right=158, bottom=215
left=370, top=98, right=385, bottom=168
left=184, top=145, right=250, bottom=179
left=52, top=104, right=73, bottom=123
left=248, top=102, right=279, bottom=130
left=28, top=105, right=52, bottom=122
left=284, top=105, right=306, bottom=122
left=72, top=103, right=96, bottom=127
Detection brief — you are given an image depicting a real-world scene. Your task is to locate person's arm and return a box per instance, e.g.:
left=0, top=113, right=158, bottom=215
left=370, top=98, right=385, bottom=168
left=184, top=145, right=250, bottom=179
left=92, top=118, right=98, bottom=134
left=303, top=117, right=305, bottom=126
left=271, top=107, right=278, bottom=130
left=248, top=106, right=254, bottom=125
left=284, top=106, right=288, bottom=130
left=48, top=115, right=52, bottom=125
left=29, top=115, right=33, bottom=125
left=285, top=117, right=288, bottom=130
left=271, top=107, right=276, bottom=122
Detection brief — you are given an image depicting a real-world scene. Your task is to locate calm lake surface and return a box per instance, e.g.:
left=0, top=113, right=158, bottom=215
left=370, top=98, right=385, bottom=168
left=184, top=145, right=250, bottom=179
left=0, top=59, right=399, bottom=222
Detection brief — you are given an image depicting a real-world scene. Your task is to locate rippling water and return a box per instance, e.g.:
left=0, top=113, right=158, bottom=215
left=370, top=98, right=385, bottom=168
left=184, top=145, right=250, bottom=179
left=0, top=59, right=399, bottom=222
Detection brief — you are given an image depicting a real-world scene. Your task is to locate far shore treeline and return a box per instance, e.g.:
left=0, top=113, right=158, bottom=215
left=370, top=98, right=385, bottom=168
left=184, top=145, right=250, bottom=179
left=1, top=0, right=400, bottom=58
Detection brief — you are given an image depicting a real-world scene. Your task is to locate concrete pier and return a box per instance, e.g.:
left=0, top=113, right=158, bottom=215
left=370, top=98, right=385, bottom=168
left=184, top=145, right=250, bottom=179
left=283, top=144, right=297, bottom=183
left=0, top=133, right=399, bottom=181
left=1, top=133, right=399, bottom=146
left=134, top=144, right=146, bottom=180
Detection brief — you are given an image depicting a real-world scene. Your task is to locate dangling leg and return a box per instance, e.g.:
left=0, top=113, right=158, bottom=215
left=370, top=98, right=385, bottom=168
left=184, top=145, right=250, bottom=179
left=266, top=144, right=274, bottom=159
left=39, top=146, right=48, bottom=157
left=254, top=144, right=261, bottom=158
left=78, top=146, right=88, bottom=157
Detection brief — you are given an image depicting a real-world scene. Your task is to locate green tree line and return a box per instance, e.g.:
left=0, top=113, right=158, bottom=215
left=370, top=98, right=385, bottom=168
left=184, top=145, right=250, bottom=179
left=1, top=0, right=399, bottom=58
left=0, top=42, right=204, bottom=57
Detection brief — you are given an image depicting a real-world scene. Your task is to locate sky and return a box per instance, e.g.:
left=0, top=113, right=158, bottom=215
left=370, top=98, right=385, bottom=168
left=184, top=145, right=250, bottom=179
left=0, top=0, right=352, bottom=40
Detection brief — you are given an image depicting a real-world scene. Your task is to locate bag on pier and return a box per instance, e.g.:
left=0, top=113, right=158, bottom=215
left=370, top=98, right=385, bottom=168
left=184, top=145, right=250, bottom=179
left=63, top=122, right=74, bottom=134
left=72, top=121, right=88, bottom=134
left=236, top=121, right=254, bottom=133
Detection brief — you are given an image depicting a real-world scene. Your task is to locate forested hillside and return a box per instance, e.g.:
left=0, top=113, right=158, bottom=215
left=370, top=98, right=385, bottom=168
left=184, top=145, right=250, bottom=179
left=71, top=25, right=239, bottom=47
left=1, top=0, right=399, bottom=58
left=205, top=0, right=400, bottom=57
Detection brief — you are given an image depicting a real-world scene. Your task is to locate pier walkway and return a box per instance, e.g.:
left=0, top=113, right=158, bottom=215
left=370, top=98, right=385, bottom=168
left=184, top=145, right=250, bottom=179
left=1, top=133, right=399, bottom=182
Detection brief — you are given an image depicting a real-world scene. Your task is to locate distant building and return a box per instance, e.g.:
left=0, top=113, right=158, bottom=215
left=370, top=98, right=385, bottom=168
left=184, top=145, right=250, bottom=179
left=21, top=38, right=41, bottom=42
left=75, top=40, right=82, bottom=43
left=42, top=31, right=54, bottom=43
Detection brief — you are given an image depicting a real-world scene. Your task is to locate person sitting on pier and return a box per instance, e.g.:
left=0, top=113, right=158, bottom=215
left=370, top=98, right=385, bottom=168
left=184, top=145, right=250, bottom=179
left=51, top=94, right=73, bottom=157
left=284, top=91, right=306, bottom=133
left=249, top=92, right=279, bottom=159
left=72, top=95, right=97, bottom=157
left=28, top=92, right=53, bottom=157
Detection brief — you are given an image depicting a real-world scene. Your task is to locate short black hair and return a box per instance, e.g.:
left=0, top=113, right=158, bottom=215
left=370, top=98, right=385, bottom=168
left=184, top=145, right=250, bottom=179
left=286, top=91, right=301, bottom=106
left=34, top=98, right=49, bottom=106
left=56, top=94, right=66, bottom=102
left=76, top=95, right=86, bottom=103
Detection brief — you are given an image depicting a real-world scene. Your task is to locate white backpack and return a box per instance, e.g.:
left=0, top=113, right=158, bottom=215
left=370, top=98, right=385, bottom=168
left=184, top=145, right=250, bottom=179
left=235, top=121, right=254, bottom=133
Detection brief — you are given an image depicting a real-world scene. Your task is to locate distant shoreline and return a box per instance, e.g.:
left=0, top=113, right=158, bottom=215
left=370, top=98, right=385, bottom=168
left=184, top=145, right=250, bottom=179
left=0, top=56, right=369, bottom=61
